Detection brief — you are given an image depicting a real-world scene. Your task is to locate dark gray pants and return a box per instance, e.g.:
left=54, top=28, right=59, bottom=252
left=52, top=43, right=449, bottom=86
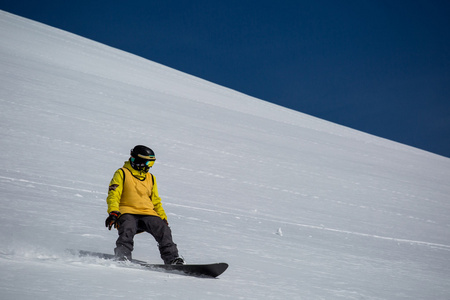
left=115, top=214, right=179, bottom=264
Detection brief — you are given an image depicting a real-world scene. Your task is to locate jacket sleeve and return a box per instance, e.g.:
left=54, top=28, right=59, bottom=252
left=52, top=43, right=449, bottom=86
left=151, top=176, right=168, bottom=220
left=106, top=169, right=124, bottom=213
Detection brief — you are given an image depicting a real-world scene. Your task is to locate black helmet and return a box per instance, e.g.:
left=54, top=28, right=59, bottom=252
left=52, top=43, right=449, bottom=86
left=130, top=145, right=155, bottom=171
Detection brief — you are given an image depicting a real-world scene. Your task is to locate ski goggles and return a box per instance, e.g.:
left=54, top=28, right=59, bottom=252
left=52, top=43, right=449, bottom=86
left=131, top=157, right=155, bottom=167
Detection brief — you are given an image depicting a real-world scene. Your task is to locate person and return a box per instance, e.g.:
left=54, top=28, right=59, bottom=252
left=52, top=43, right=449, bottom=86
left=105, top=145, right=184, bottom=265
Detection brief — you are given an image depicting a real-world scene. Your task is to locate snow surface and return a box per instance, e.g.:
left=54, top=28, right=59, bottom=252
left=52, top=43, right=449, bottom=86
left=1, top=10, right=450, bottom=299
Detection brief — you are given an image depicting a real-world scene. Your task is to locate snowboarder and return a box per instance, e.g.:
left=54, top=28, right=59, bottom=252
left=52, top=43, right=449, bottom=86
left=105, top=145, right=184, bottom=265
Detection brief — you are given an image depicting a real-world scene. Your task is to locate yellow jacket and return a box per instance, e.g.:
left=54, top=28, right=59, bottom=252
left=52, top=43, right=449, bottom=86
left=106, top=161, right=167, bottom=221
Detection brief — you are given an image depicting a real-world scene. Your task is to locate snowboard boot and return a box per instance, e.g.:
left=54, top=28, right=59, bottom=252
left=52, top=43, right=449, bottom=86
left=169, top=257, right=185, bottom=265
left=114, top=246, right=132, bottom=261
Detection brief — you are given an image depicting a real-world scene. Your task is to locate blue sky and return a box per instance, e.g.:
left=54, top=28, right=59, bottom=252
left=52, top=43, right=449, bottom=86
left=1, top=0, right=449, bottom=157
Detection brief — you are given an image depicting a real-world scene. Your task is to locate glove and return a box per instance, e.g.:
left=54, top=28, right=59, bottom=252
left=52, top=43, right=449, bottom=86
left=105, top=211, right=121, bottom=230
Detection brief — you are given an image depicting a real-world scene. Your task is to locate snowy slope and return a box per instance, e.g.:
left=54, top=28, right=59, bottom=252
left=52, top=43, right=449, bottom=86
left=1, top=10, right=450, bottom=300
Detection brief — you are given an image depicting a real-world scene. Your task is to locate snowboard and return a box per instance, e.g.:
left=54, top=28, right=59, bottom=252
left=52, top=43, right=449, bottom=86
left=70, top=249, right=228, bottom=278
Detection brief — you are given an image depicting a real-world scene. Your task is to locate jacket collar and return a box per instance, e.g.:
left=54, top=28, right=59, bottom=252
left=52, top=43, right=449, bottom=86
left=123, top=160, right=147, bottom=180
